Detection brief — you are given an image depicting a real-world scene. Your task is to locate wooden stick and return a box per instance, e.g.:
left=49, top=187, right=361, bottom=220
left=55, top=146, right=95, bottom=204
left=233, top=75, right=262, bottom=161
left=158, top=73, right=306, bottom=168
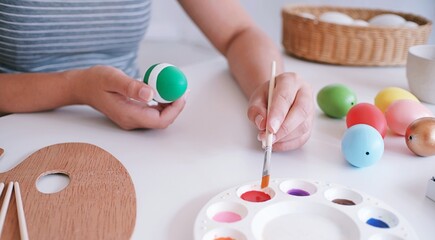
left=261, top=61, right=276, bottom=189
left=0, top=183, right=4, bottom=197
left=265, top=61, right=276, bottom=147
left=14, top=182, right=29, bottom=240
left=0, top=182, right=14, bottom=237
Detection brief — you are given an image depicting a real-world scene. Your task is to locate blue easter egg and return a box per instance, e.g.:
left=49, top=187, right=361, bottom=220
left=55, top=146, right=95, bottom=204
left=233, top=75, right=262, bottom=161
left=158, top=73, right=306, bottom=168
left=341, top=124, right=384, bottom=168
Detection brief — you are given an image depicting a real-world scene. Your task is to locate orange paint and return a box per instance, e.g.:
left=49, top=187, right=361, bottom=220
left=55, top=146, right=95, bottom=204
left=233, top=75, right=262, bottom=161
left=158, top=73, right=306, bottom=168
left=261, top=175, right=270, bottom=189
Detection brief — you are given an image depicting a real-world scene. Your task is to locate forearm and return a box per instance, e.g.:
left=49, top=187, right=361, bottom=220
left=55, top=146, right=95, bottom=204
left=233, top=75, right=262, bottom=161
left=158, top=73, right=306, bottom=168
left=225, top=27, right=283, bottom=98
left=0, top=70, right=81, bottom=114
left=178, top=0, right=283, bottom=99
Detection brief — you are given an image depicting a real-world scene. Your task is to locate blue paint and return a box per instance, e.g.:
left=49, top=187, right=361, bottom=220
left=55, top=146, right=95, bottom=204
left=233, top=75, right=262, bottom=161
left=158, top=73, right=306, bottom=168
left=366, top=218, right=389, bottom=228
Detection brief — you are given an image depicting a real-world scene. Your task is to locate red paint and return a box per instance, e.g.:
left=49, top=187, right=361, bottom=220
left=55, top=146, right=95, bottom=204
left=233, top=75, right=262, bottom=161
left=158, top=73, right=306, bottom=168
left=240, top=190, right=271, bottom=202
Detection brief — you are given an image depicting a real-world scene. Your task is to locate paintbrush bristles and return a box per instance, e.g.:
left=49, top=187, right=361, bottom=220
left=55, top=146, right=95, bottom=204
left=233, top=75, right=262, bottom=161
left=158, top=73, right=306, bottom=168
left=261, top=175, right=270, bottom=189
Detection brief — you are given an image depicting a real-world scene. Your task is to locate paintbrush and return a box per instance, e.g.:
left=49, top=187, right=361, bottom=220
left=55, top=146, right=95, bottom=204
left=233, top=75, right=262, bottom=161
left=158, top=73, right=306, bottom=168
left=260, top=61, right=276, bottom=189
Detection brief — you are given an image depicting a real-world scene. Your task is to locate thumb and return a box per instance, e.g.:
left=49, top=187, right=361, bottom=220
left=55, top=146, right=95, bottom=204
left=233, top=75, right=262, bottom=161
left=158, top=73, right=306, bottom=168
left=114, top=78, right=155, bottom=102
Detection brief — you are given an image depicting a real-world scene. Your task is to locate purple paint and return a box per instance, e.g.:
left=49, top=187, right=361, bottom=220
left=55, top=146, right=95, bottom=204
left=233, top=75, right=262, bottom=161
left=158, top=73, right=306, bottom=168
left=287, top=188, right=310, bottom=196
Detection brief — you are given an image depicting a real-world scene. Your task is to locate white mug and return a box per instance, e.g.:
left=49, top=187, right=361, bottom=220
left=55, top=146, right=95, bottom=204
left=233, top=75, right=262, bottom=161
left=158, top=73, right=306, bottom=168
left=406, top=44, right=435, bottom=104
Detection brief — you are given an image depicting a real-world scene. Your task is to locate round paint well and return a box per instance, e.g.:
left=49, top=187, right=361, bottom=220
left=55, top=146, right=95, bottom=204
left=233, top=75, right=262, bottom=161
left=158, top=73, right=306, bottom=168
left=206, top=202, right=247, bottom=223
left=324, top=188, right=363, bottom=206
left=236, top=184, right=275, bottom=203
left=279, top=180, right=317, bottom=197
left=251, top=201, right=360, bottom=240
left=358, top=207, right=399, bottom=229
left=202, top=228, right=247, bottom=240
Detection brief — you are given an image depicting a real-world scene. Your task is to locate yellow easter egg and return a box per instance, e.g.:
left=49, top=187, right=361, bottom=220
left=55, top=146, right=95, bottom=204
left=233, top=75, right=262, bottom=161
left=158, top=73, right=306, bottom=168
left=374, top=87, right=419, bottom=112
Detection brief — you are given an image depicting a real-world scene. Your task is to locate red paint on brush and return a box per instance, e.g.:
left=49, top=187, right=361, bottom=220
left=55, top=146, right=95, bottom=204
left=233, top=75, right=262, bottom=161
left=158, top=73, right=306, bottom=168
left=240, top=190, right=271, bottom=202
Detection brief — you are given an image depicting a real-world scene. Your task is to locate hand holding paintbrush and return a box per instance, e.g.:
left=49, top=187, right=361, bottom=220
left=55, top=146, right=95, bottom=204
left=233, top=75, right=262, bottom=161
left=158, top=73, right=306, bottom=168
left=260, top=61, right=276, bottom=189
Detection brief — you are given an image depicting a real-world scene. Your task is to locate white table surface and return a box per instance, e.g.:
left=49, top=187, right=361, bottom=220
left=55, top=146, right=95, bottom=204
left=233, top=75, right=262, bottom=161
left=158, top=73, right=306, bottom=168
left=1, top=55, right=434, bottom=239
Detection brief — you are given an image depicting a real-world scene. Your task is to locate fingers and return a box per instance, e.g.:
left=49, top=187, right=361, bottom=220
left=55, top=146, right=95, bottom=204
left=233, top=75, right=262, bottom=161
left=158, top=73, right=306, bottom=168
left=248, top=72, right=314, bottom=151
left=110, top=93, right=188, bottom=130
left=152, top=95, right=187, bottom=128
left=84, top=66, right=187, bottom=130
left=247, top=81, right=268, bottom=130
left=257, top=117, right=312, bottom=151
left=267, top=73, right=300, bottom=134
left=273, top=82, right=313, bottom=143
left=101, top=66, right=155, bottom=102
left=273, top=131, right=311, bottom=151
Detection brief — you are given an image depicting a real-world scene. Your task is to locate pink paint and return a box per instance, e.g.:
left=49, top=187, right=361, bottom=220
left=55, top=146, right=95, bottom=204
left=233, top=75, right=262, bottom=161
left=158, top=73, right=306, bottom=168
left=240, top=190, right=271, bottom=202
left=212, top=211, right=242, bottom=223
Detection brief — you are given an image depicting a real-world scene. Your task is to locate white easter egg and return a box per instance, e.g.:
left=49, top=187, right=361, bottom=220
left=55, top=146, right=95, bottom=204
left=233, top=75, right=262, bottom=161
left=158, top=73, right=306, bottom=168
left=369, top=14, right=406, bottom=27
left=353, top=19, right=369, bottom=26
left=298, top=12, right=316, bottom=20
left=403, top=21, right=419, bottom=28
left=319, top=11, right=354, bottom=25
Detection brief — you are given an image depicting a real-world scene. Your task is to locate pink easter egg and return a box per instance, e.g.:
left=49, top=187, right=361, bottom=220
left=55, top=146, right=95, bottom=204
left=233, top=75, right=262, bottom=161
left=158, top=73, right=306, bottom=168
left=385, top=99, right=433, bottom=135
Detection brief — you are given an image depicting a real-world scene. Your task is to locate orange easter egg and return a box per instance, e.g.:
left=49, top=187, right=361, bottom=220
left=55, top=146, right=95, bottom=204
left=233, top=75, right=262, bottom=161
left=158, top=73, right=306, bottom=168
left=405, top=117, right=435, bottom=157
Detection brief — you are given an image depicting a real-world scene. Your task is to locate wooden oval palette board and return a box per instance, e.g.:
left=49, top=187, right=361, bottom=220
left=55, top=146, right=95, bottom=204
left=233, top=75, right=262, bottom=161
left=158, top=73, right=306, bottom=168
left=0, top=143, right=136, bottom=239
left=195, top=178, right=418, bottom=240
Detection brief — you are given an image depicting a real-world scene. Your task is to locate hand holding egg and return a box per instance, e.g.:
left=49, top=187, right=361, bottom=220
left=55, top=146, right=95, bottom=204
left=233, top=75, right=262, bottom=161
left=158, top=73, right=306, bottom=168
left=143, top=63, right=188, bottom=103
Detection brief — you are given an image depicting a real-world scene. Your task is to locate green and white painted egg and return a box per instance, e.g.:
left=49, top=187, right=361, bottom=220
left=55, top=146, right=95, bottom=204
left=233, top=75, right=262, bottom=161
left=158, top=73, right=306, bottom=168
left=143, top=63, right=188, bottom=103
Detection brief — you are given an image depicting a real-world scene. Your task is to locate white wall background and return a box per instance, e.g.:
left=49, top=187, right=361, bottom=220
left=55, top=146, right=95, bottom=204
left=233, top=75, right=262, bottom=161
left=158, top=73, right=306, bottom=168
left=146, top=0, right=435, bottom=49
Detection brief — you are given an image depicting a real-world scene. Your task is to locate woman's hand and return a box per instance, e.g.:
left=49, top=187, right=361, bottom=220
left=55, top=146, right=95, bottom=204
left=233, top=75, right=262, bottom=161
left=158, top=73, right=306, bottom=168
left=247, top=72, right=314, bottom=151
left=69, top=65, right=187, bottom=130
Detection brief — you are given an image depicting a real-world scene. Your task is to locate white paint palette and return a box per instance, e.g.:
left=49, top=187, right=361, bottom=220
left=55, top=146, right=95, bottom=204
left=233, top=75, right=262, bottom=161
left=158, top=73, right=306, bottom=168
left=194, top=179, right=417, bottom=240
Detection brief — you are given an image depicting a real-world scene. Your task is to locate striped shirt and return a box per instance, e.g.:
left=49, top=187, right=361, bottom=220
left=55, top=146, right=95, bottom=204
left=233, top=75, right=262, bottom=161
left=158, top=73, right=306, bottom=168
left=0, top=0, right=151, bottom=78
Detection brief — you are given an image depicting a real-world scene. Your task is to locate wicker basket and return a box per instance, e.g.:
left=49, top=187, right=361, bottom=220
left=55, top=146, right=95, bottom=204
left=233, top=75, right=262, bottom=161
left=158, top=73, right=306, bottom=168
left=282, top=5, right=432, bottom=66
